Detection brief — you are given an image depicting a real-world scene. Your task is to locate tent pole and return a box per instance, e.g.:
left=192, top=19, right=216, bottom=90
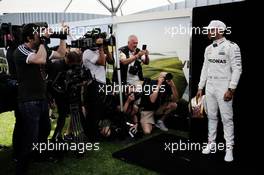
left=96, top=0, right=126, bottom=111
left=111, top=19, right=124, bottom=112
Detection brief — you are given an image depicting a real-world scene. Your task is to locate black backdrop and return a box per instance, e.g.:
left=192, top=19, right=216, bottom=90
left=191, top=1, right=248, bottom=98
left=190, top=1, right=254, bottom=167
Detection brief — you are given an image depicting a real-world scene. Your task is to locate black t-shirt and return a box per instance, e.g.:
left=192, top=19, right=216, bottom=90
left=6, top=46, right=17, bottom=79
left=14, top=44, right=47, bottom=102
left=140, top=80, right=172, bottom=111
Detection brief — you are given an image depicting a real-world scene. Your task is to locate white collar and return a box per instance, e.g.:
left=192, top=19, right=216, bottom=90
left=213, top=37, right=226, bottom=46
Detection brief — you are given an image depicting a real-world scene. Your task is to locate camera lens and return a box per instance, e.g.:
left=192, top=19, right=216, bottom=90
left=165, top=73, right=173, bottom=80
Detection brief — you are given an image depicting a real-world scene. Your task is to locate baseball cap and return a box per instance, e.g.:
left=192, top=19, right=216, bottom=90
left=203, top=20, right=226, bottom=30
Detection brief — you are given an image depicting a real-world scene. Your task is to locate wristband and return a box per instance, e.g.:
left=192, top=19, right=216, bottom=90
left=228, top=88, right=235, bottom=93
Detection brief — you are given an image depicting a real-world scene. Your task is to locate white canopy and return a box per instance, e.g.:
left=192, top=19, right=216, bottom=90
left=0, top=0, right=183, bottom=16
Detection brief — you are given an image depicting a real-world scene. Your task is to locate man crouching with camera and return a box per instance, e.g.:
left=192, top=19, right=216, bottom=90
left=140, top=72, right=179, bottom=134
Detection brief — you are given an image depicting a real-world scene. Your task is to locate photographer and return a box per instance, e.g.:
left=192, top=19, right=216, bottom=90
left=82, top=36, right=114, bottom=139
left=140, top=72, right=178, bottom=134
left=11, top=23, right=68, bottom=163
left=13, top=23, right=49, bottom=174
left=5, top=26, right=23, bottom=79
left=82, top=38, right=114, bottom=84
left=13, top=23, right=67, bottom=174
left=115, top=84, right=140, bottom=133
left=3, top=27, right=21, bottom=160
left=112, top=35, right=149, bottom=85
left=124, top=85, right=141, bottom=132
left=124, top=91, right=139, bottom=123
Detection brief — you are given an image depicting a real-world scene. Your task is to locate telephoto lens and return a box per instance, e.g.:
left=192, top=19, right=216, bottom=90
left=165, top=73, right=173, bottom=81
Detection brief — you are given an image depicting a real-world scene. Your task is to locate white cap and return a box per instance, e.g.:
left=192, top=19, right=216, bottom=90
left=203, top=20, right=226, bottom=30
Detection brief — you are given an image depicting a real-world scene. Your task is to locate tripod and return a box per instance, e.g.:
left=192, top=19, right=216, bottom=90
left=69, top=103, right=87, bottom=144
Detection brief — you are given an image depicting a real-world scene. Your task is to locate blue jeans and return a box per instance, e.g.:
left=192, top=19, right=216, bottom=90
left=16, top=100, right=51, bottom=174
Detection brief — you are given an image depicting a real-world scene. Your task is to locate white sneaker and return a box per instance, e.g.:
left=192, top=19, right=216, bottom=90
left=155, top=120, right=168, bottom=131
left=202, top=142, right=216, bottom=154
left=224, top=149, right=234, bottom=162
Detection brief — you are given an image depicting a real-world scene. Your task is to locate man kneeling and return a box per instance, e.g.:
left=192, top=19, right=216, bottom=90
left=140, top=72, right=179, bottom=134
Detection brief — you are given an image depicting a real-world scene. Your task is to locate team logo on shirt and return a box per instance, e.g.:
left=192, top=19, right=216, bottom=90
left=208, top=59, right=227, bottom=64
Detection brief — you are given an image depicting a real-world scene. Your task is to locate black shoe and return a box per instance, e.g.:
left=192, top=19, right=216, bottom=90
left=0, top=144, right=8, bottom=150
left=64, top=134, right=73, bottom=142
left=51, top=136, right=64, bottom=143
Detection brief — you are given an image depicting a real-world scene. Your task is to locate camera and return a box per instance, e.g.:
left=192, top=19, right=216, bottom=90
left=71, top=28, right=103, bottom=50
left=51, top=65, right=92, bottom=97
left=165, top=73, right=173, bottom=81
left=133, top=92, right=142, bottom=101
left=35, top=22, right=67, bottom=39
left=0, top=22, right=67, bottom=47
left=35, top=22, right=67, bottom=45
left=127, top=92, right=142, bottom=102
left=0, top=23, right=23, bottom=48
left=142, top=44, right=147, bottom=50
left=128, top=64, right=140, bottom=75
left=71, top=28, right=115, bottom=50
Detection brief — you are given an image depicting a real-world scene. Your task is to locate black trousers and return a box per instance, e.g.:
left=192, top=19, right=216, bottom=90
left=16, top=100, right=51, bottom=175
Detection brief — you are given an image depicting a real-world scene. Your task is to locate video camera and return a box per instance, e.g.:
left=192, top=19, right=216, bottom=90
left=33, top=22, right=67, bottom=45
left=0, top=22, right=67, bottom=48
left=0, top=23, right=23, bottom=48
left=34, top=22, right=67, bottom=39
left=71, top=28, right=115, bottom=50
left=52, top=65, right=92, bottom=96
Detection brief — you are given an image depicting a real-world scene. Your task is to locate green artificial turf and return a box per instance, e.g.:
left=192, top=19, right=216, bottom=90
left=0, top=112, right=159, bottom=175
left=0, top=57, right=188, bottom=174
